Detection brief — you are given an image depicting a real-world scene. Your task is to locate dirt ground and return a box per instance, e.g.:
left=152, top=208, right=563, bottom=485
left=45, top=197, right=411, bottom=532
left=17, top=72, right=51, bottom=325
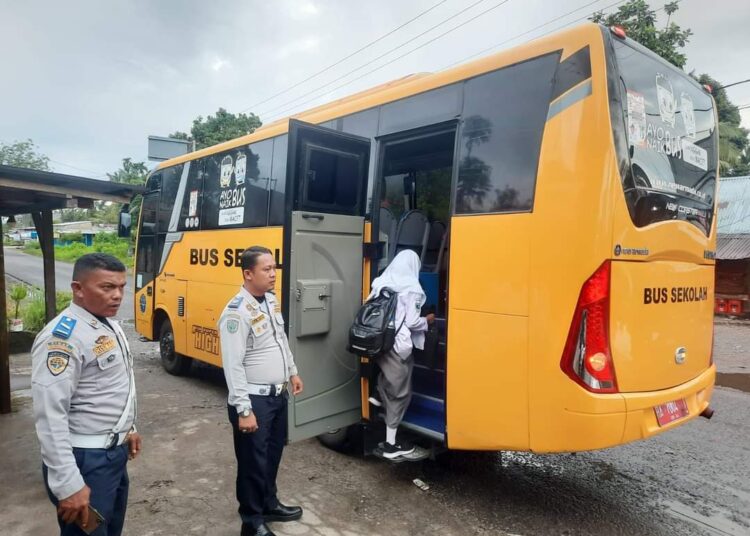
left=2, top=321, right=749, bottom=536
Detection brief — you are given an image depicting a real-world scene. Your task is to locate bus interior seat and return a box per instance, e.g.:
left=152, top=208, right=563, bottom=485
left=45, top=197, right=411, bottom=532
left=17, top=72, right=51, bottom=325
left=393, top=209, right=429, bottom=260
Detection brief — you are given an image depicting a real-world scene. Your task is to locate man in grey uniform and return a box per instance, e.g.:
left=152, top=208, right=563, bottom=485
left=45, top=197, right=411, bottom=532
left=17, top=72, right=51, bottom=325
left=31, top=253, right=141, bottom=535
left=218, top=246, right=304, bottom=536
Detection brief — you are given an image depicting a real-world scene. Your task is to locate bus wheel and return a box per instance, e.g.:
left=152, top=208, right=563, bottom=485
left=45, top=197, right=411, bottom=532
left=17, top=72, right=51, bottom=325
left=160, top=319, right=191, bottom=376
left=317, top=428, right=349, bottom=451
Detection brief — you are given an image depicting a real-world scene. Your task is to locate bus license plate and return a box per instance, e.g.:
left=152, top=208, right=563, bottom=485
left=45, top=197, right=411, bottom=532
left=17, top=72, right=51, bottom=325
left=654, top=399, right=689, bottom=427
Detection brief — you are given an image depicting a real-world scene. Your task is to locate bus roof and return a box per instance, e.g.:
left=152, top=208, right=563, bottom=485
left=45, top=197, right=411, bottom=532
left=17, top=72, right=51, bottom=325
left=156, top=22, right=602, bottom=170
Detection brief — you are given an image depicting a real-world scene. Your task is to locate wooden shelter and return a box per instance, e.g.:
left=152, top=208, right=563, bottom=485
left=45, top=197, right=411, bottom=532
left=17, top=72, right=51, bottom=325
left=0, top=164, right=143, bottom=413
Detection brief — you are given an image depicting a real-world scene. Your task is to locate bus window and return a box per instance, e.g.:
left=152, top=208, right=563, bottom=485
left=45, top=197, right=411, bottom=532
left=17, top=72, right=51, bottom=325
left=158, top=165, right=182, bottom=232
left=178, top=159, right=205, bottom=231
left=610, top=38, right=717, bottom=235
left=455, top=52, right=559, bottom=214
left=336, top=109, right=379, bottom=216
left=201, top=142, right=271, bottom=229
left=304, top=146, right=361, bottom=210
left=269, top=135, right=288, bottom=225
left=135, top=192, right=158, bottom=288
left=380, top=85, right=461, bottom=137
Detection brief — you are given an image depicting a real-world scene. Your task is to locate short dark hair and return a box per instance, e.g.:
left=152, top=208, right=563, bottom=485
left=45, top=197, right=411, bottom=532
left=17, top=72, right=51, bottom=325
left=73, top=253, right=127, bottom=280
left=240, top=246, right=273, bottom=271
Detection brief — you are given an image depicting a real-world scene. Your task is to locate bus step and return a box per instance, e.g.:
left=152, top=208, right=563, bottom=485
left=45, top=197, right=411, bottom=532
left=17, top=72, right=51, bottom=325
left=373, top=442, right=431, bottom=463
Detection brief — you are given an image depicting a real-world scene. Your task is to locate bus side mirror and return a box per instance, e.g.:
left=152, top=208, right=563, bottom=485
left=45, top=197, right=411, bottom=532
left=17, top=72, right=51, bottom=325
left=118, top=205, right=132, bottom=238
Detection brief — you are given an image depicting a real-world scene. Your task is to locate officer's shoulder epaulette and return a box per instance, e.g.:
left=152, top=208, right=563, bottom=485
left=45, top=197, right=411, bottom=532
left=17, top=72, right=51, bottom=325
left=52, top=315, right=77, bottom=339
left=227, top=296, right=243, bottom=309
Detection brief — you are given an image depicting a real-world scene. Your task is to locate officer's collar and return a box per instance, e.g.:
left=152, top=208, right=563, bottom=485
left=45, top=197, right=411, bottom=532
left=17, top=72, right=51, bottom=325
left=68, top=302, right=109, bottom=329
left=239, top=286, right=275, bottom=309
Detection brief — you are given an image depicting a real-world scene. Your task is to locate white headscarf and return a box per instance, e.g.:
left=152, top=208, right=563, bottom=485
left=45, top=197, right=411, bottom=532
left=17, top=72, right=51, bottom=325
left=369, top=249, right=425, bottom=302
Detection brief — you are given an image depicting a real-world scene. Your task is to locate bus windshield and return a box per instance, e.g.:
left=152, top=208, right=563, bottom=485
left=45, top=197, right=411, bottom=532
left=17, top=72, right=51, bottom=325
left=611, top=37, right=718, bottom=235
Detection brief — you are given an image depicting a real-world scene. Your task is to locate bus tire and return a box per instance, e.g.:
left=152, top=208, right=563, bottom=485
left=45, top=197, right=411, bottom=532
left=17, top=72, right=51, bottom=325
left=317, top=428, right=349, bottom=451
left=160, top=319, right=191, bottom=376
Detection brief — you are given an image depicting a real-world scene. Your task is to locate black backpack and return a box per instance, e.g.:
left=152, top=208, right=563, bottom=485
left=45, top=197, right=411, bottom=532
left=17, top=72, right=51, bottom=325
left=347, top=288, right=401, bottom=357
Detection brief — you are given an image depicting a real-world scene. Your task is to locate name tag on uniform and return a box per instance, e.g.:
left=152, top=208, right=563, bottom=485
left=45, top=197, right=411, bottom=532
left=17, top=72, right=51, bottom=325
left=252, top=319, right=270, bottom=337
left=93, top=336, right=117, bottom=357
left=251, top=314, right=266, bottom=326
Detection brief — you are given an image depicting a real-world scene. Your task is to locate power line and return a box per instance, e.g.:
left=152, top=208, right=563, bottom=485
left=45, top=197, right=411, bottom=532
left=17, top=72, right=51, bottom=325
left=257, top=0, right=502, bottom=119
left=48, top=159, right=108, bottom=179
left=439, top=0, right=619, bottom=70
left=238, top=0, right=449, bottom=114
left=262, top=0, right=513, bottom=122
left=717, top=79, right=750, bottom=91
left=263, top=0, right=625, bottom=123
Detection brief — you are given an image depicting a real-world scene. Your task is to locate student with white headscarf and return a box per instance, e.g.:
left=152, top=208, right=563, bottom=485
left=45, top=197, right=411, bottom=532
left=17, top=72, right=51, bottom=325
left=368, top=249, right=435, bottom=459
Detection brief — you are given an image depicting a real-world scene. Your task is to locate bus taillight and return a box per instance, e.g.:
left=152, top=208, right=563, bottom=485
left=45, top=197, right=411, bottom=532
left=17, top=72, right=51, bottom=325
left=561, top=261, right=618, bottom=393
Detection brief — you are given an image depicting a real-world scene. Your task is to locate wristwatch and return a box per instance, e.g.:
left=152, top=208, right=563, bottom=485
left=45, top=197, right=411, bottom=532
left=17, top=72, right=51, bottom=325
left=240, top=409, right=252, bottom=418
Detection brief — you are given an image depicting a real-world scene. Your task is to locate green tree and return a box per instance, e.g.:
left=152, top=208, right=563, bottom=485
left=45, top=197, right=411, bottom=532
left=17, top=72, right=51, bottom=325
left=591, top=0, right=692, bottom=68
left=0, top=139, right=50, bottom=170
left=168, top=108, right=262, bottom=150
left=107, top=157, right=149, bottom=221
left=697, top=75, right=749, bottom=176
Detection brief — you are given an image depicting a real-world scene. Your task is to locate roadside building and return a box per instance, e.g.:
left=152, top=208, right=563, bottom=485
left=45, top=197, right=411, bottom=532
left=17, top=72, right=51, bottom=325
left=716, top=176, right=750, bottom=316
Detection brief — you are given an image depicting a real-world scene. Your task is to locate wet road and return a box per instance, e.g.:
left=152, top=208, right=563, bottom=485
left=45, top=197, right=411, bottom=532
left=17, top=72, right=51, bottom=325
left=126, top=326, right=750, bottom=536
left=5, top=323, right=749, bottom=535
left=3, top=247, right=134, bottom=320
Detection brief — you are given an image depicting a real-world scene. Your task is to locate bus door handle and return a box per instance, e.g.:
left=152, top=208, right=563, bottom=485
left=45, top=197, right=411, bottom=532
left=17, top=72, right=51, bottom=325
left=147, top=287, right=153, bottom=296
left=301, top=213, right=324, bottom=221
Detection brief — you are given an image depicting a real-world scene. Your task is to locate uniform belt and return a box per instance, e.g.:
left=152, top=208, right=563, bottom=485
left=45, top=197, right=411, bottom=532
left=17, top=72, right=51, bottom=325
left=248, top=382, right=287, bottom=397
left=69, top=432, right=127, bottom=449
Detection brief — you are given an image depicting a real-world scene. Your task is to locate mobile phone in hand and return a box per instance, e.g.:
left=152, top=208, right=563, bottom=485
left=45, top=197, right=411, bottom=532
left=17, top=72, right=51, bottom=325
left=75, top=505, right=104, bottom=535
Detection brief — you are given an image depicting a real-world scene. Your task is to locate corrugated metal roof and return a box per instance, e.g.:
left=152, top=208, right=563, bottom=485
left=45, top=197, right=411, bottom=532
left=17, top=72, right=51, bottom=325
left=717, top=233, right=750, bottom=260
left=717, top=176, right=750, bottom=234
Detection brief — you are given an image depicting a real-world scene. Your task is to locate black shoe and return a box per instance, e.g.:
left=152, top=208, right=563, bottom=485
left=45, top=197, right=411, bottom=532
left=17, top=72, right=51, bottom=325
left=264, top=503, right=303, bottom=522
left=241, top=522, right=276, bottom=536
left=382, top=440, right=415, bottom=459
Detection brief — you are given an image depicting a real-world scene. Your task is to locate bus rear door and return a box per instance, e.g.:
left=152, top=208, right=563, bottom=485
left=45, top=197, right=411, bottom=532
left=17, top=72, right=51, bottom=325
left=283, top=119, right=371, bottom=442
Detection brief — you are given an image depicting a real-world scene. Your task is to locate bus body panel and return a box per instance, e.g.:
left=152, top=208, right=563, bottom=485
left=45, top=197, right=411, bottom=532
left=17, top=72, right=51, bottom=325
left=134, top=227, right=284, bottom=353
left=610, top=260, right=714, bottom=392
left=155, top=277, right=187, bottom=354
left=527, top=28, right=624, bottom=452
left=134, top=284, right=155, bottom=339
left=446, top=214, right=531, bottom=450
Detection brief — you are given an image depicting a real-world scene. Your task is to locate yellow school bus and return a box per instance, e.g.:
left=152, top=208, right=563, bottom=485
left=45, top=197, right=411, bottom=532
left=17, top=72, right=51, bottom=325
left=134, top=23, right=717, bottom=453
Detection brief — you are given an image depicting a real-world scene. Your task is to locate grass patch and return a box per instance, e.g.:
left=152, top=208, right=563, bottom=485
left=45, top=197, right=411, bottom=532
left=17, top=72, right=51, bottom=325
left=23, top=232, right=132, bottom=268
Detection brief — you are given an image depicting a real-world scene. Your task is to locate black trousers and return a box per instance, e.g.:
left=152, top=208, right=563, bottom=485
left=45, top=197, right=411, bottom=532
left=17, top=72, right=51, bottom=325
left=228, top=393, right=288, bottom=528
left=43, top=445, right=129, bottom=536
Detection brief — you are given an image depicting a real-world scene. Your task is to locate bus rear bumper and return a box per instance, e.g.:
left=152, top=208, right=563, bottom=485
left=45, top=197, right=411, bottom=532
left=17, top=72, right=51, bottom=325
left=621, top=364, right=715, bottom=443
left=532, top=366, right=716, bottom=453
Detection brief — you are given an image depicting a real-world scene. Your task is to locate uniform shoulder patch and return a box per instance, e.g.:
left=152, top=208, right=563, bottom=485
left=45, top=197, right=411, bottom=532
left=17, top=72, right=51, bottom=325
left=227, top=296, right=243, bottom=309
left=47, top=350, right=70, bottom=376
left=51, top=316, right=77, bottom=339
left=226, top=318, right=240, bottom=334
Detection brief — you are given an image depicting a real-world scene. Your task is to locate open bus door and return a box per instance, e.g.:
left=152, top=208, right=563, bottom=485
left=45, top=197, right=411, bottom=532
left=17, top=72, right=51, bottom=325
left=283, top=119, right=371, bottom=442
left=134, top=191, right=159, bottom=335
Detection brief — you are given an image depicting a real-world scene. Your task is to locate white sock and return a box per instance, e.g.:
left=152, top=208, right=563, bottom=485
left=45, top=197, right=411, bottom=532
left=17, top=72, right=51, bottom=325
left=386, top=426, right=397, bottom=445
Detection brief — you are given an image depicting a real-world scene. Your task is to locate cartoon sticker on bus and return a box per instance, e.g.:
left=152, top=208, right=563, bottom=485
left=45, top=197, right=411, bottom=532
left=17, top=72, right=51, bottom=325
left=681, top=92, right=696, bottom=139
left=234, top=152, right=247, bottom=185
left=220, top=155, right=233, bottom=188
left=656, top=73, right=676, bottom=127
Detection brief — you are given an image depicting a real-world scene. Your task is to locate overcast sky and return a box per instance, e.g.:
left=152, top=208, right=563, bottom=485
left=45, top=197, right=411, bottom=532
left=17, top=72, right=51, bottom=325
left=2, top=0, right=749, bottom=179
